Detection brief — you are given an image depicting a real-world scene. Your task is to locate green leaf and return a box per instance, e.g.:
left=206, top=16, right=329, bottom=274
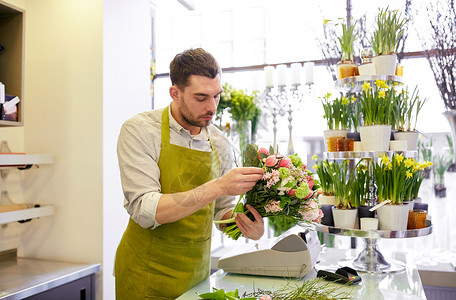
left=198, top=288, right=226, bottom=300
left=225, top=290, right=239, bottom=297
left=233, top=201, right=245, bottom=213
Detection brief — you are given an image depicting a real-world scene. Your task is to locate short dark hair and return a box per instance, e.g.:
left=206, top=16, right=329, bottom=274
left=169, top=48, right=221, bottom=89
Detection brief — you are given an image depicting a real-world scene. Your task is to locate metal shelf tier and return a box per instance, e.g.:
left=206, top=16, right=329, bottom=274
left=323, top=150, right=418, bottom=160
left=335, top=75, right=405, bottom=92
left=314, top=221, right=432, bottom=274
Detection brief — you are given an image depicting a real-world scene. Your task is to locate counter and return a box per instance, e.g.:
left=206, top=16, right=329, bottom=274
left=178, top=247, right=427, bottom=299
left=0, top=256, right=100, bottom=300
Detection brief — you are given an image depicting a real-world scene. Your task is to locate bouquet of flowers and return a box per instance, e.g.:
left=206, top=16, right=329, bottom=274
left=216, top=144, right=323, bottom=240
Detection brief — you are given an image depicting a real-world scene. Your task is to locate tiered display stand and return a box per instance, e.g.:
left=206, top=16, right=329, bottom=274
left=315, top=75, right=433, bottom=274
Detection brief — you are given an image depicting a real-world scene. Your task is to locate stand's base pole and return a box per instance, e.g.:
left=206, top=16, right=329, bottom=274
left=339, top=238, right=406, bottom=274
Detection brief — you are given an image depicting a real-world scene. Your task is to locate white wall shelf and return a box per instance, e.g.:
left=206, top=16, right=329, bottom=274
left=0, top=205, right=55, bottom=225
left=0, top=154, right=54, bottom=168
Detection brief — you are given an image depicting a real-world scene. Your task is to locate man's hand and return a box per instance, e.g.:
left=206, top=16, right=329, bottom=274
left=216, top=167, right=264, bottom=196
left=235, top=204, right=264, bottom=240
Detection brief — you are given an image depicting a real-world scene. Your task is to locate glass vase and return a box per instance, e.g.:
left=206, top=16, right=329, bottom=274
left=234, top=120, right=251, bottom=154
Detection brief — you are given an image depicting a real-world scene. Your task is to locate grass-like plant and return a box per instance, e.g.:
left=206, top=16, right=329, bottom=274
left=359, top=80, right=395, bottom=126
left=325, top=159, right=353, bottom=209
left=371, top=7, right=408, bottom=55
left=320, top=92, right=352, bottom=130
left=393, top=86, right=427, bottom=132
left=312, top=155, right=334, bottom=196
left=337, top=18, right=358, bottom=62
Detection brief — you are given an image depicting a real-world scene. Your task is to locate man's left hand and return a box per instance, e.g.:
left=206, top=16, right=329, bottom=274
left=235, top=204, right=264, bottom=240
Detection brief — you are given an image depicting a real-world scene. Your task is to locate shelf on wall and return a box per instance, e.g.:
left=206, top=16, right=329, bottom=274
left=0, top=205, right=55, bottom=225
left=0, top=154, right=53, bottom=168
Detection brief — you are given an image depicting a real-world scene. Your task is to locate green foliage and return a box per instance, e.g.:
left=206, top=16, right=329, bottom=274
left=432, top=153, right=452, bottom=185
left=359, top=80, right=395, bottom=126
left=198, top=288, right=255, bottom=300
left=268, top=216, right=298, bottom=237
left=312, top=155, right=334, bottom=195
left=446, top=134, right=454, bottom=162
left=320, top=92, right=352, bottom=130
left=217, top=83, right=261, bottom=136
left=393, top=86, right=427, bottom=131
left=336, top=18, right=358, bottom=62
left=371, top=7, right=408, bottom=55
left=244, top=277, right=352, bottom=299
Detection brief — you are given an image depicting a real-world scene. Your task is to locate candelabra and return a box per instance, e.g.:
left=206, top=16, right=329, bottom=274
left=259, top=81, right=312, bottom=155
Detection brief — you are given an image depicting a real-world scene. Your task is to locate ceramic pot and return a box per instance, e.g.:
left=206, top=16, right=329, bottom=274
left=389, top=140, right=407, bottom=151
left=332, top=207, right=358, bottom=229
left=347, top=131, right=361, bottom=141
left=359, top=125, right=391, bottom=152
left=358, top=63, right=377, bottom=76
left=376, top=202, right=410, bottom=231
left=372, top=54, right=397, bottom=76
left=358, top=205, right=375, bottom=224
left=394, top=131, right=419, bottom=151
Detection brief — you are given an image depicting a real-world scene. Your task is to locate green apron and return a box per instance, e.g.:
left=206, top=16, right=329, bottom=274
left=115, top=106, right=220, bottom=299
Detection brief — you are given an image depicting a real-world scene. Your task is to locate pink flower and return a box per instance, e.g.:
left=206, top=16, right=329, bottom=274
left=279, top=156, right=292, bottom=168
left=307, top=176, right=315, bottom=190
left=260, top=296, right=272, bottom=300
left=304, top=191, right=313, bottom=199
left=265, top=200, right=282, bottom=213
left=258, top=147, right=269, bottom=159
left=314, top=209, right=324, bottom=222
left=288, top=189, right=296, bottom=196
left=265, top=155, right=278, bottom=167
left=299, top=200, right=320, bottom=221
left=263, top=170, right=280, bottom=188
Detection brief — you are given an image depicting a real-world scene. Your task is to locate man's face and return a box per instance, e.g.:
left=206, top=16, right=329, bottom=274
left=174, top=75, right=222, bottom=134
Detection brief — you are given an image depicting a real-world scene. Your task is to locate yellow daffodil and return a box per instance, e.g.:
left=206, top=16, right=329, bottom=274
left=406, top=171, right=413, bottom=178
left=378, top=90, right=386, bottom=98
left=381, top=153, right=390, bottom=164
left=323, top=19, right=329, bottom=24
left=361, top=81, right=371, bottom=91
left=312, top=154, right=318, bottom=160
left=342, top=96, right=349, bottom=105
left=351, top=95, right=356, bottom=103
left=387, top=162, right=393, bottom=170
left=312, top=165, right=318, bottom=170
left=404, top=158, right=414, bottom=168
left=395, top=153, right=404, bottom=164
left=374, top=79, right=388, bottom=89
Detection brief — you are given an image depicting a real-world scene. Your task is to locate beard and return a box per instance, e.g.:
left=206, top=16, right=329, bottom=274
left=178, top=96, right=214, bottom=129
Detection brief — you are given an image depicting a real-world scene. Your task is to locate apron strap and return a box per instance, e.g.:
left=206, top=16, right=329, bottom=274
left=161, top=106, right=171, bottom=145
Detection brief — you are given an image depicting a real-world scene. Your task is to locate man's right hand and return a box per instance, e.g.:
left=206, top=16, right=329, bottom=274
left=216, top=167, right=264, bottom=196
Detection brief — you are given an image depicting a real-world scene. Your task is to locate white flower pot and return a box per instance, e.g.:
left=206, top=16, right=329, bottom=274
left=318, top=194, right=336, bottom=205
left=376, top=202, right=411, bottom=231
left=358, top=63, right=377, bottom=76
left=372, top=54, right=397, bottom=76
left=394, top=131, right=420, bottom=150
left=332, top=207, right=358, bottom=229
left=359, top=125, right=391, bottom=152
left=389, top=140, right=407, bottom=151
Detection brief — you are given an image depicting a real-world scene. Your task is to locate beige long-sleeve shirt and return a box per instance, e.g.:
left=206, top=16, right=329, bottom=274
left=117, top=107, right=235, bottom=229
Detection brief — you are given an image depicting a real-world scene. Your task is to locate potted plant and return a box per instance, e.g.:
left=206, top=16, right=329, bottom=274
left=312, top=154, right=335, bottom=226
left=393, top=86, right=427, bottom=150
left=445, top=134, right=456, bottom=172
left=417, top=137, right=433, bottom=179
left=371, top=7, right=408, bottom=75
left=353, top=160, right=375, bottom=224
left=335, top=18, right=358, bottom=79
left=347, top=94, right=362, bottom=142
left=325, top=159, right=358, bottom=229
left=320, top=92, right=352, bottom=151
left=432, top=154, right=451, bottom=198
left=358, top=79, right=394, bottom=151
left=217, top=83, right=261, bottom=154
left=373, top=153, right=415, bottom=230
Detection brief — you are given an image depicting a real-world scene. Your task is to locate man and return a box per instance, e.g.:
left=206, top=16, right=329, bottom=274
left=115, top=48, right=265, bottom=299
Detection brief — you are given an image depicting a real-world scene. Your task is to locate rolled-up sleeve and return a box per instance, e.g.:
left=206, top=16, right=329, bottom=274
left=117, top=119, right=162, bottom=229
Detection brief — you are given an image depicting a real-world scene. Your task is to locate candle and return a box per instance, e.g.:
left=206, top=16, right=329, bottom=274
left=304, top=61, right=315, bottom=85
left=290, top=63, right=301, bottom=85
left=264, top=66, right=274, bottom=88
left=276, top=64, right=287, bottom=86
